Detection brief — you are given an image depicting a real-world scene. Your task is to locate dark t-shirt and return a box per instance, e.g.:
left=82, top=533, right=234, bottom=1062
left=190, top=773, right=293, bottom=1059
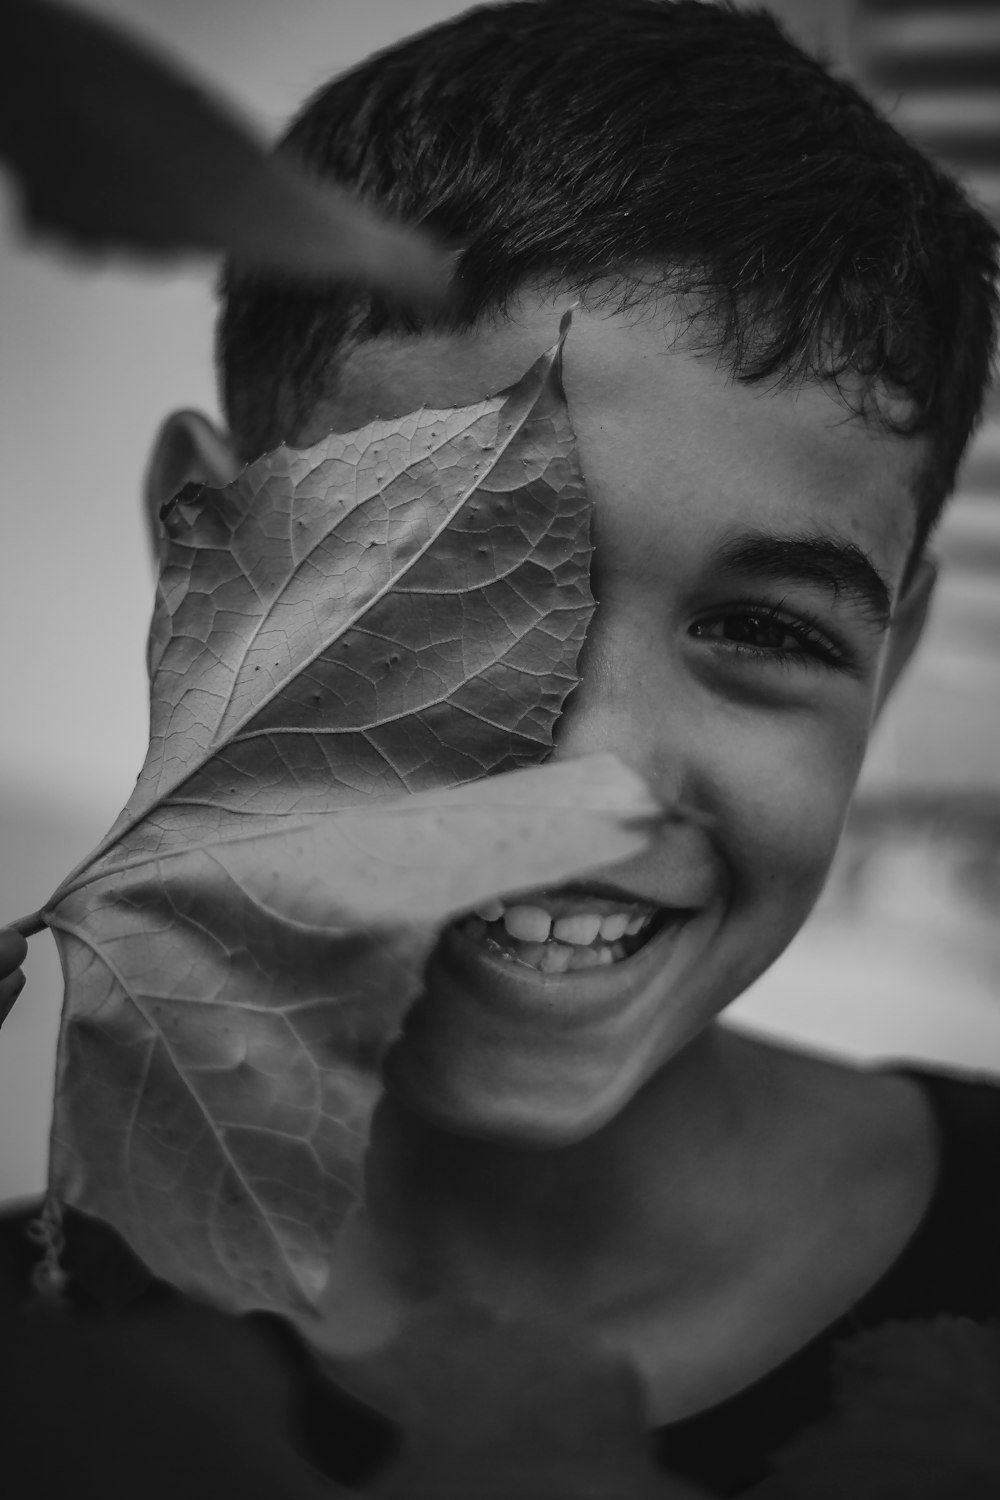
left=3, top=1065, right=999, bottom=1498
left=653, top=1065, right=1000, bottom=1492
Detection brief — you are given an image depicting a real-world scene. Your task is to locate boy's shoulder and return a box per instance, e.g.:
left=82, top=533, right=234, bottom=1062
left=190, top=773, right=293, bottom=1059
left=741, top=1038, right=1000, bottom=1317
left=641, top=1042, right=1000, bottom=1422
left=756, top=1038, right=1000, bottom=1182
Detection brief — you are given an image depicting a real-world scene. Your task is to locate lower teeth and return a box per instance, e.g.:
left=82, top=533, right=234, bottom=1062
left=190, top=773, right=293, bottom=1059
left=459, top=918, right=652, bottom=973
left=496, top=938, right=623, bottom=972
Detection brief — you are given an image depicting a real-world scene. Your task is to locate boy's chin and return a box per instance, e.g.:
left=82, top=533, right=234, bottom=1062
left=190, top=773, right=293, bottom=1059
left=380, top=1035, right=634, bottom=1150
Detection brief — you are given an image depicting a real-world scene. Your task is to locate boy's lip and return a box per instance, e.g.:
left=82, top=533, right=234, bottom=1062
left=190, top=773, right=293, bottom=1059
left=466, top=870, right=718, bottom=915
left=497, top=877, right=665, bottom=907
left=429, top=898, right=704, bottom=1023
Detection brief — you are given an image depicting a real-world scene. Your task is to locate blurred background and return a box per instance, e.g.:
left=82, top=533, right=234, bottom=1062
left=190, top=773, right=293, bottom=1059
left=1, top=0, right=998, bottom=1200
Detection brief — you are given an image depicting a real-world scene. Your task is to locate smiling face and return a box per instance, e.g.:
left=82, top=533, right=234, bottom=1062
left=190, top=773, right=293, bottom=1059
left=297, top=291, right=933, bottom=1147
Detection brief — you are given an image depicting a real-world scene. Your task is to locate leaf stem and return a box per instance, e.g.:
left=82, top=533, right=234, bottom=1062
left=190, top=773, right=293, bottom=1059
left=27, top=1193, right=69, bottom=1305
left=8, top=910, right=47, bottom=938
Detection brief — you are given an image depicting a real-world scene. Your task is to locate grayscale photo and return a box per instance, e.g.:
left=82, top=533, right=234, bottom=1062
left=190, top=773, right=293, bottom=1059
left=1, top=2, right=998, bottom=1495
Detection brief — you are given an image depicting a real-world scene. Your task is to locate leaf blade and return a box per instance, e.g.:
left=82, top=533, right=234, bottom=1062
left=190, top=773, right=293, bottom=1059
left=63, top=314, right=582, bottom=888
left=48, top=756, right=658, bottom=1312
left=44, top=316, right=661, bottom=1324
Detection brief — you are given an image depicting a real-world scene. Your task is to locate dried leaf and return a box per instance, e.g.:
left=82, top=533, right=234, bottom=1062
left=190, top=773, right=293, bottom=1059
left=36, top=320, right=660, bottom=1322
left=747, top=1319, right=1000, bottom=1500
left=0, top=0, right=451, bottom=296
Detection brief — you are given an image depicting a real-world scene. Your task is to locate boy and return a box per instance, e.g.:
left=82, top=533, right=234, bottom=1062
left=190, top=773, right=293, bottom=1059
left=3, top=3, right=999, bottom=1494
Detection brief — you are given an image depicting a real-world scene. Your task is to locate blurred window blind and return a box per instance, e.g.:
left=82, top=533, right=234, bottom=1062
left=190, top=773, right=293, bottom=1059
left=853, top=0, right=1000, bottom=794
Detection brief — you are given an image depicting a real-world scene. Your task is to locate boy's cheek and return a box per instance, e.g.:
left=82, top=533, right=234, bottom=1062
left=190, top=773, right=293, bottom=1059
left=716, top=732, right=859, bottom=919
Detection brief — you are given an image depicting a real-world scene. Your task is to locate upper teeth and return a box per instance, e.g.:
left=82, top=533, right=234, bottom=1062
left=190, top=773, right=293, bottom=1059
left=471, top=900, right=652, bottom=946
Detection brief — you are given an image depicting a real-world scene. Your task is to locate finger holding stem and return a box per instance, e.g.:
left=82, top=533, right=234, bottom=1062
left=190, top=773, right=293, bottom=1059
left=0, top=927, right=30, bottom=1026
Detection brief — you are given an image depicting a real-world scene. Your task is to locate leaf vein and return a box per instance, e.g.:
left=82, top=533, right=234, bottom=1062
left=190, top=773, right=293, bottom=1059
left=48, top=913, right=325, bottom=1304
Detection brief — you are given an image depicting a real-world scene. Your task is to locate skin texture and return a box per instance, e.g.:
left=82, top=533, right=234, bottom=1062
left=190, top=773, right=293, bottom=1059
left=291, top=293, right=933, bottom=1144
left=143, top=293, right=942, bottom=1420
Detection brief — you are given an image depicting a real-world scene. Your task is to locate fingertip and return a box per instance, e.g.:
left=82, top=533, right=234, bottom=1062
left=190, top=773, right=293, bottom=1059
left=0, top=928, right=30, bottom=968
left=0, top=968, right=26, bottom=1024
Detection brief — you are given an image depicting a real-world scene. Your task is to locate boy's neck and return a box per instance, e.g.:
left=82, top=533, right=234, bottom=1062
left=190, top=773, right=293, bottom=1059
left=312, top=1037, right=938, bottom=1425
left=317, top=1026, right=773, bottom=1340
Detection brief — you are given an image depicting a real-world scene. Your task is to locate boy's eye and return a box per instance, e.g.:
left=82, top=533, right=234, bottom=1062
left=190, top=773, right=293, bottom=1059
left=689, top=603, right=846, bottom=668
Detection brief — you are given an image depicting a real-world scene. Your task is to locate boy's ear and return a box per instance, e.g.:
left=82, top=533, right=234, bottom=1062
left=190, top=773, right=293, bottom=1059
left=874, top=554, right=937, bottom=719
left=143, top=410, right=242, bottom=560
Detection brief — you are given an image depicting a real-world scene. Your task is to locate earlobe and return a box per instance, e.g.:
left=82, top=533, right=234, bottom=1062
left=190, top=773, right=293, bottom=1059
left=143, top=410, right=242, bottom=561
left=874, top=553, right=937, bottom=719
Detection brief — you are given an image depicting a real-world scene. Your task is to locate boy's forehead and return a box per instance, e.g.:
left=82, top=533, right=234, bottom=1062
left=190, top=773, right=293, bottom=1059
left=303, top=292, right=924, bottom=586
left=305, top=295, right=564, bottom=430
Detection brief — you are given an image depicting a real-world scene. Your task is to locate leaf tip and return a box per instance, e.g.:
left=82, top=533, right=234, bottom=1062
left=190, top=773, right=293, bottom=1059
left=558, top=302, right=578, bottom=338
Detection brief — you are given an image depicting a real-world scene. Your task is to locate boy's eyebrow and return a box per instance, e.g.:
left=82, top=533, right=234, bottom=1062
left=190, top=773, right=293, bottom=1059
left=712, top=530, right=893, bottom=628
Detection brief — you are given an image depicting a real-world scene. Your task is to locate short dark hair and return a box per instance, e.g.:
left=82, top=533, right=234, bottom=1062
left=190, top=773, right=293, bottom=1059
left=218, top=0, right=998, bottom=554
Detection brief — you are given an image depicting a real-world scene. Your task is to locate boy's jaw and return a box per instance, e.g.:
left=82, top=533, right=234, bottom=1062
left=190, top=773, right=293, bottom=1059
left=381, top=868, right=725, bottom=1146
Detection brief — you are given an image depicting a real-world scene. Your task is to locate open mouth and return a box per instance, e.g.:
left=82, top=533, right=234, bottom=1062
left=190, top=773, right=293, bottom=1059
left=451, top=886, right=683, bottom=975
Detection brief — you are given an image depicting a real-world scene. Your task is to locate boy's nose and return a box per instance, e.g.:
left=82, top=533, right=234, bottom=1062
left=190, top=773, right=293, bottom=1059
left=549, top=627, right=685, bottom=806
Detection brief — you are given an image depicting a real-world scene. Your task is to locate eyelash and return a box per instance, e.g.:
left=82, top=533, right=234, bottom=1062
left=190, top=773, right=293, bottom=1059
left=689, top=600, right=851, bottom=671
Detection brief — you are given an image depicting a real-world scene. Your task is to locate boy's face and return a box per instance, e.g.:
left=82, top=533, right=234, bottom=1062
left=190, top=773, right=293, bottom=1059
left=246, top=293, right=934, bottom=1146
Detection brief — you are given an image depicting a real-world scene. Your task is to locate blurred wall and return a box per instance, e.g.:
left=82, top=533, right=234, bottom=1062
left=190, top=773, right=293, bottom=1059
left=2, top=0, right=998, bottom=1201
left=0, top=0, right=490, bottom=1202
